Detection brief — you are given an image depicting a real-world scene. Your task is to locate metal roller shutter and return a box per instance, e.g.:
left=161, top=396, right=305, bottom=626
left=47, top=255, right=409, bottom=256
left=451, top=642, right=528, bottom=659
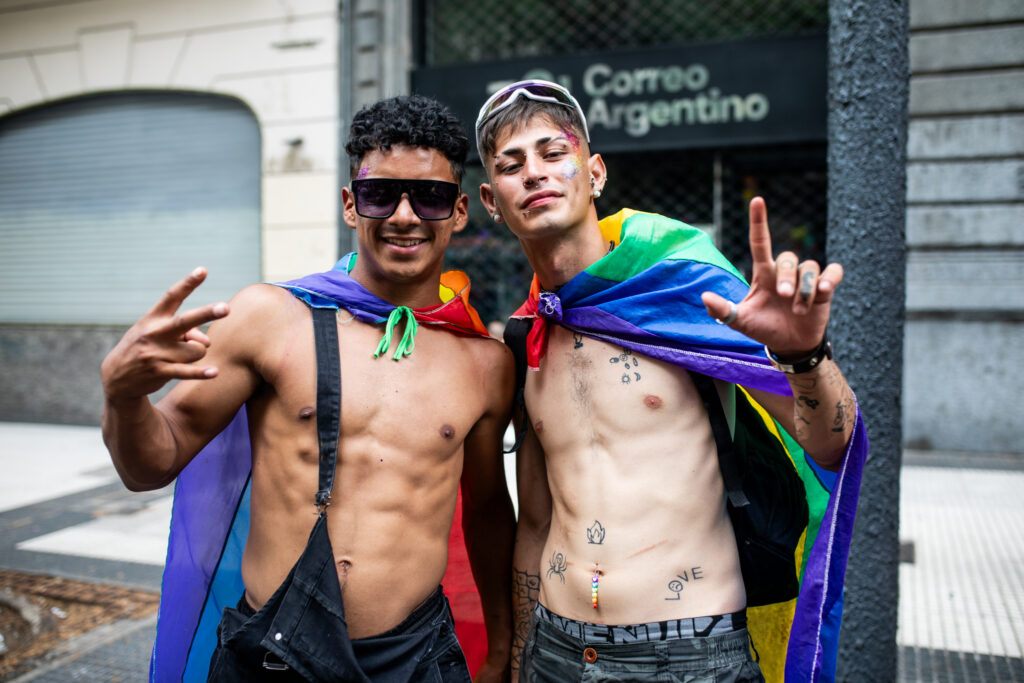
left=0, top=91, right=260, bottom=324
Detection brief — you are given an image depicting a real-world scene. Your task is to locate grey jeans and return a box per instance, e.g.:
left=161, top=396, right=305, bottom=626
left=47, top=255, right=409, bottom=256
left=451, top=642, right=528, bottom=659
left=520, top=605, right=764, bottom=683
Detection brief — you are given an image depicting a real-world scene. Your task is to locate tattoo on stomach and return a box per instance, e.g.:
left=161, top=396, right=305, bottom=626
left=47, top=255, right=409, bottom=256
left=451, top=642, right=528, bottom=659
left=586, top=520, right=606, bottom=544
left=547, top=551, right=568, bottom=583
left=665, top=566, right=705, bottom=600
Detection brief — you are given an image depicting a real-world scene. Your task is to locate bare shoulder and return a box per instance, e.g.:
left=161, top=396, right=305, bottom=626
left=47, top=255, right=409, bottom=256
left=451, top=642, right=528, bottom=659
left=464, top=334, right=514, bottom=379
left=209, top=284, right=310, bottom=356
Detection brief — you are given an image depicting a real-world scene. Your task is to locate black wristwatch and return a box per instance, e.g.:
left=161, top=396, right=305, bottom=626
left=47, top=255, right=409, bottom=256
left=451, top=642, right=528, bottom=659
left=766, top=334, right=833, bottom=374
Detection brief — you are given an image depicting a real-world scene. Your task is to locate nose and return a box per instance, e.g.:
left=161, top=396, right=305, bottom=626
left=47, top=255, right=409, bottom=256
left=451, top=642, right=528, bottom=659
left=522, top=153, right=547, bottom=186
left=390, top=193, right=420, bottom=223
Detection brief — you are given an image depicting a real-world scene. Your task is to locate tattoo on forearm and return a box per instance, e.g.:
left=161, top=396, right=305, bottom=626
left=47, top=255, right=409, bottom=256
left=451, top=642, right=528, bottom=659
left=796, top=395, right=819, bottom=410
left=512, top=569, right=541, bottom=674
left=547, top=551, right=568, bottom=583
left=587, top=520, right=606, bottom=544
left=610, top=349, right=641, bottom=384
left=665, top=566, right=705, bottom=600
left=832, top=394, right=856, bottom=433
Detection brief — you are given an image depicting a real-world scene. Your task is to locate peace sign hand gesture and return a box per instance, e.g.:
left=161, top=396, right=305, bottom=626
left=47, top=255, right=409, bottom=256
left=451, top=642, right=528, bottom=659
left=701, top=197, right=844, bottom=358
left=101, top=267, right=230, bottom=403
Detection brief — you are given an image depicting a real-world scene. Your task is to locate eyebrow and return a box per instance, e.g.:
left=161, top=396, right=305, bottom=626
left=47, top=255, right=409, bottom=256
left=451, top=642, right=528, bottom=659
left=495, top=135, right=569, bottom=159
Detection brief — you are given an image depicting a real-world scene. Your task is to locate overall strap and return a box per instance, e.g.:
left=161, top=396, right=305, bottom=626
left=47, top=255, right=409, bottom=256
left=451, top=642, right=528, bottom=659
left=688, top=371, right=749, bottom=508
left=312, top=307, right=342, bottom=514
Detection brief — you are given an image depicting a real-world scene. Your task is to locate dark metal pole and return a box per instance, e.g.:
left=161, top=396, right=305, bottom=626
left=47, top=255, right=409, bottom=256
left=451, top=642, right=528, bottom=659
left=828, top=1, right=908, bottom=680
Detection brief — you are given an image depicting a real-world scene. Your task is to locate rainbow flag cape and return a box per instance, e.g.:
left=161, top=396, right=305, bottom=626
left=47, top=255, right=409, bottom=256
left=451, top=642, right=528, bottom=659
left=150, top=253, right=492, bottom=681
left=510, top=210, right=868, bottom=682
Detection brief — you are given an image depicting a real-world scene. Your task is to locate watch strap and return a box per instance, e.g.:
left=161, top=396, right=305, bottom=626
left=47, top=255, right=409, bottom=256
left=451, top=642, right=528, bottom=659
left=766, top=334, right=833, bottom=374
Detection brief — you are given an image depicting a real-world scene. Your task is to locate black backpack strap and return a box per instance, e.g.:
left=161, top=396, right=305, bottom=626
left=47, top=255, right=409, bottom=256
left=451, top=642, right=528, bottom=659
left=688, top=371, right=749, bottom=508
left=502, top=317, right=532, bottom=454
left=312, top=307, right=342, bottom=514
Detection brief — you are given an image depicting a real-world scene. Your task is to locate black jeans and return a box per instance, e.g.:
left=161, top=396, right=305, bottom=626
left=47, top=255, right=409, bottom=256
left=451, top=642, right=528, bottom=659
left=207, top=515, right=471, bottom=682
left=521, top=604, right=764, bottom=683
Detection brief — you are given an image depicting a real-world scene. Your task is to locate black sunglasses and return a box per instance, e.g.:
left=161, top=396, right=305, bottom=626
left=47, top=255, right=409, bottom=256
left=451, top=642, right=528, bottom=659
left=351, top=178, right=461, bottom=220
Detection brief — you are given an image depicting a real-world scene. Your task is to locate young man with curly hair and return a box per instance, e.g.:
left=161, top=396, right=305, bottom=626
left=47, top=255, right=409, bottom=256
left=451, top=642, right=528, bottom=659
left=102, top=95, right=515, bottom=681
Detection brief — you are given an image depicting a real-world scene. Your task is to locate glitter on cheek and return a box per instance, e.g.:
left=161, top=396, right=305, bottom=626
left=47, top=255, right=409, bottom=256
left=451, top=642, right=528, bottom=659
left=356, top=166, right=371, bottom=179
left=561, top=159, right=581, bottom=180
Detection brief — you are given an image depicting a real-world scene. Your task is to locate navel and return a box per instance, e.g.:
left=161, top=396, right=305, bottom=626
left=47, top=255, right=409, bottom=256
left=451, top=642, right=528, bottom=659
left=440, top=424, right=456, bottom=440
left=644, top=395, right=663, bottom=409
left=298, top=406, right=315, bottom=420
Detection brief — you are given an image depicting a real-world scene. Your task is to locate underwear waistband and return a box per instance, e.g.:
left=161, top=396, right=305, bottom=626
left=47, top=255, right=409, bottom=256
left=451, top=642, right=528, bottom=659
left=534, top=603, right=746, bottom=645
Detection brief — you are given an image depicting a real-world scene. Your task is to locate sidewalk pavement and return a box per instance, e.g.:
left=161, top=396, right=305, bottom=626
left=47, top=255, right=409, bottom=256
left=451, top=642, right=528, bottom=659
left=1, top=422, right=1022, bottom=681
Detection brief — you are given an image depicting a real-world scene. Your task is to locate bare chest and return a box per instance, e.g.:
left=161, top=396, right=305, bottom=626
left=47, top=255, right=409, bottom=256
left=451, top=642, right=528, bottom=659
left=250, top=313, right=486, bottom=462
left=525, top=325, right=711, bottom=450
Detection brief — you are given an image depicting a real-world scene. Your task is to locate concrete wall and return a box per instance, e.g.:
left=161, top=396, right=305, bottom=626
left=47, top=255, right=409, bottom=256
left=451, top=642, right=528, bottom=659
left=903, top=0, right=1024, bottom=453
left=0, top=0, right=340, bottom=424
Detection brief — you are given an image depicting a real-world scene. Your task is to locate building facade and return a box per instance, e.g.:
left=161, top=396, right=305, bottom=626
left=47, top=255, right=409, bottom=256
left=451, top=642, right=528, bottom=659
left=0, top=0, right=1020, bottom=455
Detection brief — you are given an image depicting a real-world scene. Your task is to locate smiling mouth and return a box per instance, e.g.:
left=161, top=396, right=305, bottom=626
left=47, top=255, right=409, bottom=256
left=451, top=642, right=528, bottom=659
left=383, top=237, right=428, bottom=247
left=522, top=194, right=560, bottom=211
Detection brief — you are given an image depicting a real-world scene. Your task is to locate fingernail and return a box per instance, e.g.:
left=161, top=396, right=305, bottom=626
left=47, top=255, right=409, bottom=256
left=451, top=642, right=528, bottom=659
left=191, top=267, right=204, bottom=278
left=779, top=283, right=794, bottom=296
left=213, top=303, right=228, bottom=316
left=204, top=367, right=218, bottom=377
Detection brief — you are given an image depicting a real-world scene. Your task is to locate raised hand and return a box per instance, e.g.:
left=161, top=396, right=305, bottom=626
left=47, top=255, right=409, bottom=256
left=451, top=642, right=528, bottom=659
left=101, top=267, right=230, bottom=402
left=701, top=196, right=844, bottom=357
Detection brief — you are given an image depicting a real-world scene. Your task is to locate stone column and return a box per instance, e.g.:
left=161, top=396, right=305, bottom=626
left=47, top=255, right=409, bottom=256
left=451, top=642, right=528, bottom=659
left=827, top=1, right=908, bottom=680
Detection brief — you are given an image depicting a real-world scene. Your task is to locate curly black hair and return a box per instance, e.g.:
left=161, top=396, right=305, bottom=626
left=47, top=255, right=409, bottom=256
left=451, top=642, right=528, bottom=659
left=346, top=94, right=469, bottom=183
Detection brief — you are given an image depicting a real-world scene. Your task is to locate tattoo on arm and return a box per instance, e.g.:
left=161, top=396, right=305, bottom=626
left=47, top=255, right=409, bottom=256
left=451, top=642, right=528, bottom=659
left=664, top=566, right=705, bottom=600
left=796, top=395, right=819, bottom=410
left=587, top=520, right=606, bottom=544
left=547, top=551, right=568, bottom=583
left=512, top=569, right=541, bottom=674
left=832, top=395, right=856, bottom=433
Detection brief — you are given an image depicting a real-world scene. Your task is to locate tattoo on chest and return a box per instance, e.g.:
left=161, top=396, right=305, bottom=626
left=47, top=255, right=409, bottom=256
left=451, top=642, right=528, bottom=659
left=586, top=520, right=606, bottom=545
left=664, top=566, right=705, bottom=600
left=547, top=551, right=568, bottom=583
left=573, top=333, right=584, bottom=349
left=610, top=349, right=642, bottom=385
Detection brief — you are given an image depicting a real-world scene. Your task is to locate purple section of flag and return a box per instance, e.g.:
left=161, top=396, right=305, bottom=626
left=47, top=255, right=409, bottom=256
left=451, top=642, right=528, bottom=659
left=151, top=409, right=251, bottom=682
left=785, top=412, right=869, bottom=682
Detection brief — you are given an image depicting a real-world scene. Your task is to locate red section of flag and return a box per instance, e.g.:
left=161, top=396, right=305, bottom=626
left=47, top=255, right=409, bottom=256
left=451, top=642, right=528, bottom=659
left=443, top=490, right=486, bottom=675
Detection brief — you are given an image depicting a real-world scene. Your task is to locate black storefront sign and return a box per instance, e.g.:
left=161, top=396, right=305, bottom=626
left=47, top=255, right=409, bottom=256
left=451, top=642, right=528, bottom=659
left=412, top=35, right=825, bottom=158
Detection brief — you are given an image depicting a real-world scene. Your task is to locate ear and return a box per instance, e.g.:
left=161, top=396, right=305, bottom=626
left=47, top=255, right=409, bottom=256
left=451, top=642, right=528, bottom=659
left=479, top=182, right=498, bottom=217
left=451, top=193, right=469, bottom=234
left=341, top=185, right=358, bottom=229
left=587, top=153, right=607, bottom=195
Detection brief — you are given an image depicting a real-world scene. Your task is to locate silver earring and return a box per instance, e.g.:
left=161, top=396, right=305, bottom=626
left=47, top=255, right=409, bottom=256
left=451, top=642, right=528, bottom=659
left=592, top=189, right=602, bottom=198
left=492, top=214, right=502, bottom=222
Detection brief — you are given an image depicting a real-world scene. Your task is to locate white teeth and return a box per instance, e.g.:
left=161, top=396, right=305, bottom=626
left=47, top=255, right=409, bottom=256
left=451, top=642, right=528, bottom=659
left=385, top=238, right=424, bottom=247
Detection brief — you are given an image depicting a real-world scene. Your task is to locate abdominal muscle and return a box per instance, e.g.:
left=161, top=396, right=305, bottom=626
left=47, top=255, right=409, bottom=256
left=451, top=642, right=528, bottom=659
left=528, top=327, right=746, bottom=625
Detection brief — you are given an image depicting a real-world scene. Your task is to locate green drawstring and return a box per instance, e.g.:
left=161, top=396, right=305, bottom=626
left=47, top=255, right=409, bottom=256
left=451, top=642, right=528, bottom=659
left=373, top=306, right=419, bottom=361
